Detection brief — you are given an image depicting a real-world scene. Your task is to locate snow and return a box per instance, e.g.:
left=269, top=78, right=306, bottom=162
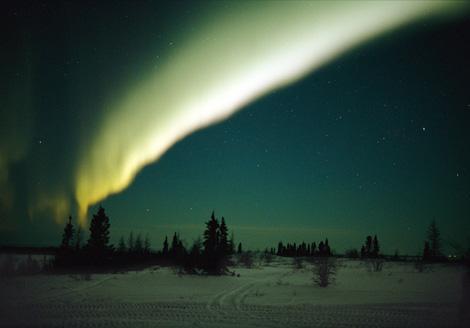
left=0, top=257, right=468, bottom=327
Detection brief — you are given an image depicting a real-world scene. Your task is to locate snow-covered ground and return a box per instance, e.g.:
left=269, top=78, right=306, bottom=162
left=1, top=257, right=468, bottom=327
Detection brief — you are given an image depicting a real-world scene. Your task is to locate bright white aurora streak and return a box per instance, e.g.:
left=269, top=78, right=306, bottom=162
left=75, top=1, right=465, bottom=222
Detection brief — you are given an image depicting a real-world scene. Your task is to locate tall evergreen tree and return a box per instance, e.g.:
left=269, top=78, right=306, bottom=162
left=372, top=235, right=380, bottom=257
left=87, top=206, right=112, bottom=258
left=318, top=241, right=325, bottom=256
left=324, top=238, right=331, bottom=256
left=162, top=235, right=169, bottom=257
left=203, top=211, right=220, bottom=273
left=74, top=226, right=82, bottom=252
left=134, top=233, right=143, bottom=255
left=128, top=232, right=135, bottom=254
left=427, top=219, right=441, bottom=259
left=117, top=236, right=126, bottom=254
left=60, top=216, right=75, bottom=250
left=237, top=242, right=243, bottom=254
left=423, top=241, right=431, bottom=261
left=228, top=232, right=235, bottom=255
left=171, top=232, right=179, bottom=257
left=277, top=242, right=284, bottom=256
left=365, top=235, right=372, bottom=256
left=360, top=245, right=366, bottom=258
left=311, top=242, right=317, bottom=256
left=203, top=212, right=219, bottom=255
left=219, top=217, right=229, bottom=256
left=144, top=235, right=151, bottom=255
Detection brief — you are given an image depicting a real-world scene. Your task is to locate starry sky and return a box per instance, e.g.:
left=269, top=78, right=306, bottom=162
left=1, top=1, right=469, bottom=254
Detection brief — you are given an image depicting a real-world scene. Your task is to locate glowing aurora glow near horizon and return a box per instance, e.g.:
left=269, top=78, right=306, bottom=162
left=74, top=1, right=465, bottom=222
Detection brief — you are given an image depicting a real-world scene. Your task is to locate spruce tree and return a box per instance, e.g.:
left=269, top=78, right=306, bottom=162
left=277, top=242, right=284, bottom=256
left=134, top=233, right=143, bottom=255
left=372, top=235, right=380, bottom=257
left=87, top=206, right=112, bottom=259
left=171, top=232, right=179, bottom=258
left=219, top=217, right=229, bottom=256
left=128, top=232, right=135, bottom=254
left=365, top=235, right=372, bottom=257
left=117, top=236, right=127, bottom=254
left=61, top=216, right=75, bottom=251
left=360, top=245, right=366, bottom=258
left=325, top=238, right=331, bottom=256
left=203, top=211, right=220, bottom=273
left=318, top=241, right=325, bottom=256
left=237, top=242, right=243, bottom=254
left=228, top=232, right=235, bottom=255
left=162, top=236, right=169, bottom=257
left=75, top=226, right=82, bottom=252
left=144, top=235, right=151, bottom=255
left=427, top=219, right=441, bottom=259
left=423, top=241, right=431, bottom=261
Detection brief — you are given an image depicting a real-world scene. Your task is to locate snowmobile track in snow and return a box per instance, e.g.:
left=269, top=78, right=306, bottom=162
left=0, top=301, right=460, bottom=327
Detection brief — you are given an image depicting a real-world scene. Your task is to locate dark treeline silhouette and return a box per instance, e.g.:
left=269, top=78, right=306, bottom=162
left=275, top=238, right=331, bottom=257
left=54, top=208, right=236, bottom=275
left=54, top=208, right=458, bottom=273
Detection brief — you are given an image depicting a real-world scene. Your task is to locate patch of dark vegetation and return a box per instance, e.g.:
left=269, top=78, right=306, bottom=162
left=52, top=208, right=236, bottom=275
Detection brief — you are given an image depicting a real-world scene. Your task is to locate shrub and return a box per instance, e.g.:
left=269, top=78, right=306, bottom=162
left=293, top=257, right=304, bottom=269
left=345, top=248, right=359, bottom=259
left=312, top=257, right=336, bottom=287
left=238, top=251, right=254, bottom=268
left=365, top=258, right=384, bottom=272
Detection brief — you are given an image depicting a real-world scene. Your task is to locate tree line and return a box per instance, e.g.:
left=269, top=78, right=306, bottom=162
left=56, top=208, right=241, bottom=274
left=274, top=239, right=332, bottom=257
left=56, top=206, right=450, bottom=273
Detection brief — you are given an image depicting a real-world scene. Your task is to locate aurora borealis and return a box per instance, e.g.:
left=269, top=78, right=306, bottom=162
left=1, top=1, right=469, bottom=253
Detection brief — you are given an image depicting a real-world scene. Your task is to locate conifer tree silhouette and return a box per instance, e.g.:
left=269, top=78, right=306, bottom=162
left=203, top=211, right=220, bottom=273
left=228, top=232, right=235, bottom=255
left=365, top=235, right=372, bottom=257
left=144, top=235, right=151, bottom=255
left=311, top=242, right=317, bottom=256
left=74, top=226, right=82, bottom=252
left=325, top=238, right=331, bottom=256
left=134, top=233, right=144, bottom=256
left=128, top=232, right=135, bottom=254
left=372, top=235, right=380, bottom=257
left=170, top=232, right=179, bottom=257
left=117, top=236, right=127, bottom=254
left=162, top=235, right=169, bottom=257
left=219, top=217, right=229, bottom=255
left=427, top=219, right=441, bottom=260
left=87, top=206, right=112, bottom=260
left=423, top=241, right=431, bottom=261
left=60, top=216, right=75, bottom=251
left=277, top=242, right=284, bottom=256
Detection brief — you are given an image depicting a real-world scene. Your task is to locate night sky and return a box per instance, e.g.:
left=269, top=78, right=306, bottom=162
left=1, top=1, right=469, bottom=254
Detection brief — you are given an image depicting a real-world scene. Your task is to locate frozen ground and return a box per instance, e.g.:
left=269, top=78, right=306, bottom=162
left=1, top=257, right=468, bottom=327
